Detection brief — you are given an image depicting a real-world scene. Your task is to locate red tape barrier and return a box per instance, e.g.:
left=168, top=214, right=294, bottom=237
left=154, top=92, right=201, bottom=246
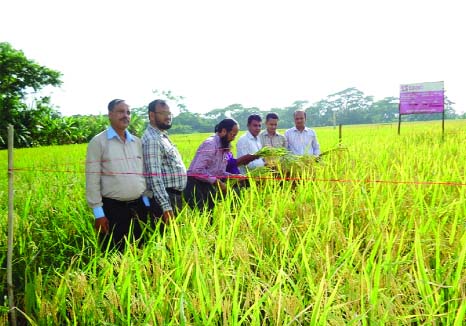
left=8, top=168, right=466, bottom=187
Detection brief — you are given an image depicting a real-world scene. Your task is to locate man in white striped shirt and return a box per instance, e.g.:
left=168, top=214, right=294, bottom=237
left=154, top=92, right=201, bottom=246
left=285, top=110, right=321, bottom=156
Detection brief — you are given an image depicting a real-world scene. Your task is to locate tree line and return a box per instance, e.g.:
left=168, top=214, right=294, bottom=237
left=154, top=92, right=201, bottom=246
left=1, top=42, right=464, bottom=148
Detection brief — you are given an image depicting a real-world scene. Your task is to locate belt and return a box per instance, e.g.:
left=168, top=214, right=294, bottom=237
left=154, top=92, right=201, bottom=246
left=166, top=188, right=182, bottom=195
left=103, top=197, right=141, bottom=205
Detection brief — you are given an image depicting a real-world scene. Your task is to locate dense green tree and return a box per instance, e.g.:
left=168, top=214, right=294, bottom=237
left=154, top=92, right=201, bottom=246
left=0, top=42, right=62, bottom=147
left=306, top=99, right=334, bottom=126
left=203, top=103, right=263, bottom=129
left=325, top=88, right=373, bottom=125
left=367, top=97, right=399, bottom=123
left=172, top=111, right=213, bottom=133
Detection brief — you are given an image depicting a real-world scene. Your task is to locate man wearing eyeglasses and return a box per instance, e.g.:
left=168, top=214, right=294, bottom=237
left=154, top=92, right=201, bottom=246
left=142, top=99, right=187, bottom=228
left=86, top=99, right=148, bottom=251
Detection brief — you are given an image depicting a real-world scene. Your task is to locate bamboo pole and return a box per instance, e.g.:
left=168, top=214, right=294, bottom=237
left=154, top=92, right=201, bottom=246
left=7, top=124, right=17, bottom=326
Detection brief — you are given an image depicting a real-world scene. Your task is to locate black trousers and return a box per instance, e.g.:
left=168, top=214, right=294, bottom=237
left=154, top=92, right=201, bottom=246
left=101, top=196, right=148, bottom=251
left=149, top=188, right=184, bottom=234
left=150, top=188, right=184, bottom=219
left=183, top=177, right=219, bottom=212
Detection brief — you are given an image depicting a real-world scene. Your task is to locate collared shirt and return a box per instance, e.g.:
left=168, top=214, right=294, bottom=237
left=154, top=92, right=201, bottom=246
left=236, top=131, right=265, bottom=173
left=285, top=127, right=321, bottom=155
left=142, top=124, right=187, bottom=212
left=86, top=127, right=146, bottom=218
left=259, top=130, right=288, bottom=149
left=187, top=134, right=231, bottom=184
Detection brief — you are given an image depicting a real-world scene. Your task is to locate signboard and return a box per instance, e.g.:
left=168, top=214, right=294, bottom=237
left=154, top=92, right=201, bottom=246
left=399, top=81, right=444, bottom=115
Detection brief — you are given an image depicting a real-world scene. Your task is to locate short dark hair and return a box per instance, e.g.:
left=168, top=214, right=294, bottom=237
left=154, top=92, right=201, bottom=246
left=148, top=99, right=168, bottom=113
left=247, top=114, right=262, bottom=125
left=215, top=118, right=238, bottom=133
left=108, top=99, right=125, bottom=111
left=266, top=112, right=279, bottom=121
left=294, top=110, right=307, bottom=119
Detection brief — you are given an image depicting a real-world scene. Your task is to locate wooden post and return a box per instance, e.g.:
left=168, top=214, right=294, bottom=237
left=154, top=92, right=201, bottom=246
left=397, top=103, right=401, bottom=135
left=442, top=109, right=445, bottom=141
left=7, top=124, right=17, bottom=326
left=397, top=114, right=402, bottom=135
left=338, top=124, right=342, bottom=146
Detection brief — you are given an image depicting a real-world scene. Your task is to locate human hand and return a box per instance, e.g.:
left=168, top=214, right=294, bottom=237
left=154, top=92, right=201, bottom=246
left=216, top=180, right=228, bottom=194
left=236, top=154, right=258, bottom=166
left=162, top=210, right=174, bottom=224
left=94, top=217, right=109, bottom=234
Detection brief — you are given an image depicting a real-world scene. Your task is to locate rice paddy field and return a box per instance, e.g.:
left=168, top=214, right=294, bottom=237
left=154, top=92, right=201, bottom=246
left=1, top=120, right=465, bottom=325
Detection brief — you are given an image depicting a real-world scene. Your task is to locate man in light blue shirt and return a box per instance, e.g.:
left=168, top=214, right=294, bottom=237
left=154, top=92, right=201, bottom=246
left=236, top=114, right=265, bottom=174
left=285, top=110, right=320, bottom=156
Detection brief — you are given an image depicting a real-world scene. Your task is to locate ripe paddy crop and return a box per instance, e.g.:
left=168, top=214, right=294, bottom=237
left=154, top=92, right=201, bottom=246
left=1, top=120, right=465, bottom=325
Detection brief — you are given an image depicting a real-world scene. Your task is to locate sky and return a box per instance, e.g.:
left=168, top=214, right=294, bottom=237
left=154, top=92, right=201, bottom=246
left=1, top=0, right=465, bottom=116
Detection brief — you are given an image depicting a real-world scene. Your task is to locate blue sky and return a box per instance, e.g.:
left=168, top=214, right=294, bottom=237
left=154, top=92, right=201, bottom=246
left=1, top=0, right=464, bottom=116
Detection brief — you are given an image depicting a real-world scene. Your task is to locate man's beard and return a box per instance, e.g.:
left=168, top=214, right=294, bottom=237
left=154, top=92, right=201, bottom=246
left=220, top=135, right=231, bottom=150
left=156, top=121, right=172, bottom=130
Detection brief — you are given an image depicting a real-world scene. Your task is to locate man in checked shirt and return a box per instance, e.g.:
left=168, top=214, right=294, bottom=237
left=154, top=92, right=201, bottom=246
left=142, top=99, right=187, bottom=226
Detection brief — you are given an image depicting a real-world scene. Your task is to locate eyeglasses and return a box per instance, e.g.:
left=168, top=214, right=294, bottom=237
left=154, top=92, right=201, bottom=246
left=155, top=111, right=172, bottom=117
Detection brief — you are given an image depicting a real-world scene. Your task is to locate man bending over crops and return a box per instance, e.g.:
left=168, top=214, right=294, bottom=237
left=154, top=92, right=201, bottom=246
left=236, top=114, right=266, bottom=174
left=184, top=118, right=241, bottom=211
left=259, top=112, right=288, bottom=149
left=142, top=99, right=187, bottom=228
left=86, top=99, right=148, bottom=251
left=285, top=110, right=320, bottom=156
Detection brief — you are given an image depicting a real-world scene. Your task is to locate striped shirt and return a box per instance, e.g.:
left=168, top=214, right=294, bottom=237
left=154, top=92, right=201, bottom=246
left=142, top=125, right=187, bottom=212
left=285, top=127, right=321, bottom=156
left=259, top=130, right=288, bottom=149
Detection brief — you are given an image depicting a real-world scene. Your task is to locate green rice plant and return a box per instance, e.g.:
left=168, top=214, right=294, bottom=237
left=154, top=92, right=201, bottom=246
left=0, top=120, right=465, bottom=324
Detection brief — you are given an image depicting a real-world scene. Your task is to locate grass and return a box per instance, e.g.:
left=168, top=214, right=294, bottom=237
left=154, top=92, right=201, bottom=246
left=0, top=120, right=465, bottom=325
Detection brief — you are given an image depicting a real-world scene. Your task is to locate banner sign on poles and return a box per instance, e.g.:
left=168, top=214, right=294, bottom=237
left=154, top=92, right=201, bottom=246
left=399, top=81, right=444, bottom=115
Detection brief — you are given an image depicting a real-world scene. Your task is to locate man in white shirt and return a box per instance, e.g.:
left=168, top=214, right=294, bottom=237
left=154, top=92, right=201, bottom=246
left=236, top=114, right=265, bottom=174
left=285, top=110, right=321, bottom=156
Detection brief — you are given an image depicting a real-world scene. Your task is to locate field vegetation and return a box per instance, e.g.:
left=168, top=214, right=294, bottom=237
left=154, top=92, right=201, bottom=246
left=1, top=120, right=465, bottom=325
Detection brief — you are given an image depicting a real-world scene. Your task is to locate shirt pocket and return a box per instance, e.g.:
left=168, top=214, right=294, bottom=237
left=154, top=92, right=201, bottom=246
left=163, top=144, right=179, bottom=160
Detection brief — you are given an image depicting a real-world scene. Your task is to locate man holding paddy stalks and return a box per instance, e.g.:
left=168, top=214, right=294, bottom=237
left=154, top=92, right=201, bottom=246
left=236, top=114, right=266, bottom=174
left=86, top=99, right=148, bottom=251
left=259, top=112, right=288, bottom=149
left=184, top=118, right=241, bottom=211
left=285, top=110, right=321, bottom=156
left=142, top=99, right=187, bottom=227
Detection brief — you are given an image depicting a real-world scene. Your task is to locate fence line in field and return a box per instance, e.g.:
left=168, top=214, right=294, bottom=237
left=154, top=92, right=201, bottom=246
left=8, top=167, right=466, bottom=187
